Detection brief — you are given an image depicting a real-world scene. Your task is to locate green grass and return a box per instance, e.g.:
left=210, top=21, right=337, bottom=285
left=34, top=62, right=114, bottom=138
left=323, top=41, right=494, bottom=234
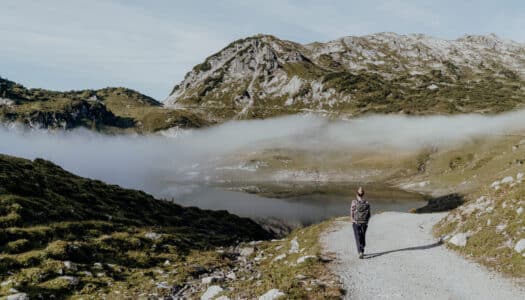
left=0, top=154, right=272, bottom=299
left=434, top=183, right=525, bottom=277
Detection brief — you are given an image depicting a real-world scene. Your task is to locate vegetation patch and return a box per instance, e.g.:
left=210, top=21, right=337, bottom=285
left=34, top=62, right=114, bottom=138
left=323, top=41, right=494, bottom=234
left=0, top=154, right=272, bottom=299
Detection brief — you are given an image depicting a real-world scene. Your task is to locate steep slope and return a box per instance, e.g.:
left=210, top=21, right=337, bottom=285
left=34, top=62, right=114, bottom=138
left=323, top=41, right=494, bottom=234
left=0, top=77, right=206, bottom=132
left=0, top=154, right=271, bottom=298
left=166, top=33, right=525, bottom=121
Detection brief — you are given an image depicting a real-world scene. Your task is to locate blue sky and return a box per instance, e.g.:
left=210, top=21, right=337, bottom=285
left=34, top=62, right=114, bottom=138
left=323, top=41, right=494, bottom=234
left=1, top=0, right=525, bottom=100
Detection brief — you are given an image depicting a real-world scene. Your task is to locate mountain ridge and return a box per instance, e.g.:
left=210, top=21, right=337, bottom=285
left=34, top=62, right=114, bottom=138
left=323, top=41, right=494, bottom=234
left=0, top=76, right=207, bottom=132
left=166, top=32, right=525, bottom=121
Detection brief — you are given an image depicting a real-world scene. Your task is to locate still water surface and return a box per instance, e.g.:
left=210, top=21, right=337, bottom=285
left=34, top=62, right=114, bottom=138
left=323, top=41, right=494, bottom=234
left=158, top=182, right=426, bottom=226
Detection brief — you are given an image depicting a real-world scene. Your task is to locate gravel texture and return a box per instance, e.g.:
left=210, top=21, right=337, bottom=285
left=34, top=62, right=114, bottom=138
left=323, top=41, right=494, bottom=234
left=322, top=212, right=525, bottom=300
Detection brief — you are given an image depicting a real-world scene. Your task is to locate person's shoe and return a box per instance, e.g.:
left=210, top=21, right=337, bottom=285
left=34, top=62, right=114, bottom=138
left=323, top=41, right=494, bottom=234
left=358, top=252, right=364, bottom=259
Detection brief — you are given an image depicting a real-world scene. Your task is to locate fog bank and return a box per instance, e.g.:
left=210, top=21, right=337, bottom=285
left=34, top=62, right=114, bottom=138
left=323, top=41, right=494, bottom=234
left=1, top=110, right=525, bottom=194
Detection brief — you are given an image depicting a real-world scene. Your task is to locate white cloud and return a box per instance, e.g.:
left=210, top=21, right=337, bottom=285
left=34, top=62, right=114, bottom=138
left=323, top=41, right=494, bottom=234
left=0, top=0, right=229, bottom=98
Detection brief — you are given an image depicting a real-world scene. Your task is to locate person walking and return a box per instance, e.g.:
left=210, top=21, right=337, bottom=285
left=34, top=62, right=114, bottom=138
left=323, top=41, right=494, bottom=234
left=351, top=186, right=371, bottom=259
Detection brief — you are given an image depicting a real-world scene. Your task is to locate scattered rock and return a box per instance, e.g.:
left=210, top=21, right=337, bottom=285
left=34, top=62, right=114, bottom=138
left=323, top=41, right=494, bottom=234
left=496, top=224, right=507, bottom=232
left=254, top=254, right=265, bottom=261
left=449, top=233, right=469, bottom=247
left=7, top=293, right=28, bottom=300
left=58, top=276, right=79, bottom=286
left=517, top=207, right=523, bottom=215
left=239, top=247, right=254, bottom=257
left=216, top=296, right=231, bottom=300
left=273, top=254, right=286, bottom=261
left=296, top=255, right=317, bottom=264
left=201, top=285, right=223, bottom=300
left=63, top=261, right=76, bottom=271
left=144, top=232, right=162, bottom=240
left=1, top=280, right=12, bottom=287
left=259, top=288, right=285, bottom=300
left=295, top=274, right=307, bottom=280
left=491, top=181, right=500, bottom=189
left=517, top=173, right=524, bottom=181
left=289, top=237, right=299, bottom=253
left=501, top=176, right=514, bottom=184
left=83, top=271, right=93, bottom=277
left=514, top=239, right=525, bottom=253
left=226, top=272, right=236, bottom=280
left=156, top=282, right=170, bottom=289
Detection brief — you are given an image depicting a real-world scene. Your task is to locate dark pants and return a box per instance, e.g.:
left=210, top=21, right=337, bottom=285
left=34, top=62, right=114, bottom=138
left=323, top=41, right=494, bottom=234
left=352, top=223, right=368, bottom=253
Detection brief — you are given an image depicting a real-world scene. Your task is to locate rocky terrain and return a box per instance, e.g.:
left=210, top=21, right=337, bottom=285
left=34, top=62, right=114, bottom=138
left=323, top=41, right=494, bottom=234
left=166, top=33, right=525, bottom=121
left=0, top=77, right=206, bottom=133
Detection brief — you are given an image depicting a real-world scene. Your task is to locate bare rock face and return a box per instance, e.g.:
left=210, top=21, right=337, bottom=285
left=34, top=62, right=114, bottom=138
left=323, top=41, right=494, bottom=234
left=166, top=33, right=525, bottom=122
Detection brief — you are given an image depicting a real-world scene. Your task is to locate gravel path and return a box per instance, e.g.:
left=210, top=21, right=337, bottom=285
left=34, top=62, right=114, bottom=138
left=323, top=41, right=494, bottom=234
left=321, top=212, right=525, bottom=300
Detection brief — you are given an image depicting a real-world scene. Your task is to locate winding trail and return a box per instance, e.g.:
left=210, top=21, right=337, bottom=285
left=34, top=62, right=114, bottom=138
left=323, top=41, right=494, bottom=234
left=321, top=212, right=525, bottom=300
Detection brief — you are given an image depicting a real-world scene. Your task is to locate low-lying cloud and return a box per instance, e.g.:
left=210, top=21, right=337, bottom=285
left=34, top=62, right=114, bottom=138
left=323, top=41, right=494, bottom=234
left=1, top=110, right=525, bottom=195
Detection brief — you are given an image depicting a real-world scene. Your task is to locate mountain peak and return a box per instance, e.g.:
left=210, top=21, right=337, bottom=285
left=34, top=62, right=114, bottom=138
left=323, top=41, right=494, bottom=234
left=166, top=32, right=525, bottom=121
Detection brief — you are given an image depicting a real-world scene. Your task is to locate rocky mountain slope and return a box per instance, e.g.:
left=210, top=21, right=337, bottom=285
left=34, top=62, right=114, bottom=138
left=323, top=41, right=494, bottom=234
left=0, top=77, right=206, bottom=132
left=0, top=154, right=272, bottom=299
left=166, top=33, right=525, bottom=121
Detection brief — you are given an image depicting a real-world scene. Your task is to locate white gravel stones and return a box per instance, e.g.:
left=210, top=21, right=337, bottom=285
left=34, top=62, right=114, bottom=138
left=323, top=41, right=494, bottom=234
left=322, top=212, right=525, bottom=299
left=517, top=207, right=523, bottom=215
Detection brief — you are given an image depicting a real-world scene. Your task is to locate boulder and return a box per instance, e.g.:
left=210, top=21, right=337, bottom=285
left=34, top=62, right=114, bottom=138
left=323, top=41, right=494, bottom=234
left=7, top=293, right=28, bottom=300
left=239, top=247, right=254, bottom=257
left=289, top=237, right=299, bottom=253
left=144, top=232, right=161, bottom=240
left=259, top=289, right=285, bottom=300
left=501, top=176, right=514, bottom=184
left=514, top=239, right=525, bottom=253
left=296, top=255, right=317, bottom=264
left=201, top=285, right=223, bottom=300
left=449, top=233, right=469, bottom=247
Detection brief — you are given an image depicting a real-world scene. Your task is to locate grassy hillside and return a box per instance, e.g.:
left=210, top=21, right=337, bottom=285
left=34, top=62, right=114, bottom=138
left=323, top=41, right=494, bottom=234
left=0, top=77, right=207, bottom=132
left=0, top=154, right=272, bottom=299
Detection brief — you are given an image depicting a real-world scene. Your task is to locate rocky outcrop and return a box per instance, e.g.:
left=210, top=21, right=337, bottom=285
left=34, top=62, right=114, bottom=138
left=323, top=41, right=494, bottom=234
left=1, top=100, right=134, bottom=130
left=166, top=33, right=525, bottom=121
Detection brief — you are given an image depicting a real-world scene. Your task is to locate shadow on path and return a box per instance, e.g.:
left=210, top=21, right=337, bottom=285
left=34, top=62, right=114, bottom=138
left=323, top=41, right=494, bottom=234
left=364, top=240, right=443, bottom=259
